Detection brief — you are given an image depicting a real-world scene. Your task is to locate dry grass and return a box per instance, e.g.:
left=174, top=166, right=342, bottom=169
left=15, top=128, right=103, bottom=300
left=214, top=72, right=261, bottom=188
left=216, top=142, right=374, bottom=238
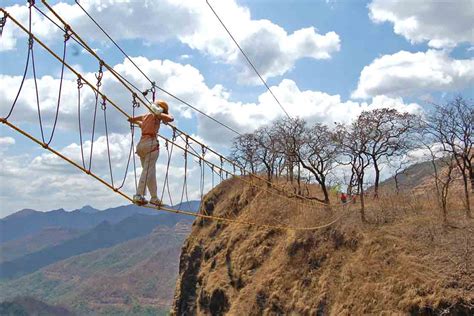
left=172, top=177, right=474, bottom=315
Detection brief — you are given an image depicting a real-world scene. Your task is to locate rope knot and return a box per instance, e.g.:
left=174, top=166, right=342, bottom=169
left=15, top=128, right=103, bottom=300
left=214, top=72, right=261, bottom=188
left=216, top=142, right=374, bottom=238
left=0, top=12, right=7, bottom=36
left=42, top=143, right=48, bottom=149
left=76, top=76, right=83, bottom=89
left=132, top=93, right=139, bottom=108
left=172, top=127, right=177, bottom=141
left=28, top=36, right=34, bottom=49
left=28, top=0, right=35, bottom=8
left=101, top=95, right=107, bottom=110
left=151, top=82, right=156, bottom=101
left=0, top=117, right=6, bottom=124
left=95, top=62, right=104, bottom=87
left=64, top=24, right=72, bottom=42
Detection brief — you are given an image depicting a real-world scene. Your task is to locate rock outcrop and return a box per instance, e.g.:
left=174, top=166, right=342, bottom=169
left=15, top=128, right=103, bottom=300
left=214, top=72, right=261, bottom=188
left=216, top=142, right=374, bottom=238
left=172, top=177, right=473, bottom=315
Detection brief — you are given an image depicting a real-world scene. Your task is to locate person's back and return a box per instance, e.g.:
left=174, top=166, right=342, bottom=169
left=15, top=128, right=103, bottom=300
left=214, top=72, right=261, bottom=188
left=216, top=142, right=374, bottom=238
left=141, top=114, right=159, bottom=139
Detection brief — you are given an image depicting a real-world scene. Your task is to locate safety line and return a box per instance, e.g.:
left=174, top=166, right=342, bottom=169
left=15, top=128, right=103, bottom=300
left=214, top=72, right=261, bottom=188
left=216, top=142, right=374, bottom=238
left=206, top=0, right=291, bottom=119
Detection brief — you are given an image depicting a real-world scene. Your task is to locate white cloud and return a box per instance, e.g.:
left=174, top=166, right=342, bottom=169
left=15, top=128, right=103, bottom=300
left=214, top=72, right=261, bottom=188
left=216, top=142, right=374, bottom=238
left=1, top=56, right=422, bottom=149
left=369, top=0, right=474, bottom=48
left=352, top=49, right=474, bottom=99
left=179, top=54, right=192, bottom=60
left=0, top=136, right=15, bottom=146
left=2, top=0, right=340, bottom=81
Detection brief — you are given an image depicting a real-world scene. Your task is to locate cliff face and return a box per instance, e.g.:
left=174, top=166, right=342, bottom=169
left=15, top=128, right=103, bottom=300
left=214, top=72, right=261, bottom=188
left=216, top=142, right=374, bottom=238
left=172, top=177, right=473, bottom=315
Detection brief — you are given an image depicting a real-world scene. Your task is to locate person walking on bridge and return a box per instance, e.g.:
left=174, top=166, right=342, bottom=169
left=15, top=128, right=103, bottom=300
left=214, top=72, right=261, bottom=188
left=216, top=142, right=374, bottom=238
left=128, top=100, right=174, bottom=206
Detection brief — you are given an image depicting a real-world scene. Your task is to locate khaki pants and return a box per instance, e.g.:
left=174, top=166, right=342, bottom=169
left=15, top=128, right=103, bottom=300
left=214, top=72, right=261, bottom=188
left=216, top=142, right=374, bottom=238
left=136, top=137, right=159, bottom=199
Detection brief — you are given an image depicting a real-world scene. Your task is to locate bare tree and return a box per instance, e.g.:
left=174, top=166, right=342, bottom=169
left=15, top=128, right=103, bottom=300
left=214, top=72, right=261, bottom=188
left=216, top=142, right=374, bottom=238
left=230, top=133, right=259, bottom=174
left=253, top=126, right=280, bottom=183
left=424, top=143, right=456, bottom=223
left=334, top=122, right=371, bottom=222
left=296, top=123, right=339, bottom=204
left=273, top=117, right=306, bottom=191
left=427, top=96, right=473, bottom=218
left=389, top=156, right=410, bottom=194
left=356, top=108, right=418, bottom=197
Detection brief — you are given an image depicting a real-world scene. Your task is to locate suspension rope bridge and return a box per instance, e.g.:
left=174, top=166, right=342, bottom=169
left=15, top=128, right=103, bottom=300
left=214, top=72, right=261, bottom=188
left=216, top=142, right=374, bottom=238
left=35, top=0, right=326, bottom=206
left=0, top=1, right=353, bottom=231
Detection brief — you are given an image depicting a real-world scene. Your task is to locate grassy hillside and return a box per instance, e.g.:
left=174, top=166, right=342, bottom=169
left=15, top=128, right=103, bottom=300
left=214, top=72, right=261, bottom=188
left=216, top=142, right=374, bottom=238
left=0, top=223, right=190, bottom=315
left=0, top=297, right=74, bottom=316
left=172, top=177, right=473, bottom=315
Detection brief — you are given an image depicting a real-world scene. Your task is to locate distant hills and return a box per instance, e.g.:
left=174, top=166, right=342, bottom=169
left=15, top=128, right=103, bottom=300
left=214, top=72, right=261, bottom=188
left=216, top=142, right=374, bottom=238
left=0, top=297, right=74, bottom=316
left=1, top=225, right=189, bottom=315
left=0, top=213, right=190, bottom=279
left=0, top=201, right=200, bottom=243
left=0, top=227, right=82, bottom=263
left=0, top=201, right=199, bottom=315
left=379, top=159, right=464, bottom=193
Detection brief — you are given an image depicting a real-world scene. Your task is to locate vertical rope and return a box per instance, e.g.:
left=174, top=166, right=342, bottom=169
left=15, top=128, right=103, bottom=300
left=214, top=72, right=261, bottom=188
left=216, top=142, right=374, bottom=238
left=116, top=97, right=137, bottom=191
left=76, top=76, right=86, bottom=168
left=165, top=128, right=179, bottom=205
left=30, top=19, right=44, bottom=143
left=160, top=138, right=175, bottom=206
left=46, top=24, right=71, bottom=145
left=131, top=95, right=139, bottom=192
left=3, top=6, right=33, bottom=120
left=179, top=136, right=190, bottom=207
left=102, top=95, right=114, bottom=187
left=88, top=60, right=104, bottom=172
left=151, top=82, right=156, bottom=102
left=211, top=165, right=215, bottom=188
left=199, top=145, right=207, bottom=215
left=219, top=157, right=224, bottom=181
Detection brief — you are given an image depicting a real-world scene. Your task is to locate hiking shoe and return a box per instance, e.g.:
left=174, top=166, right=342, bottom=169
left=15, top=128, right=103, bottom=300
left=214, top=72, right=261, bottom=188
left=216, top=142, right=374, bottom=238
left=149, top=197, right=162, bottom=207
left=133, top=194, right=147, bottom=206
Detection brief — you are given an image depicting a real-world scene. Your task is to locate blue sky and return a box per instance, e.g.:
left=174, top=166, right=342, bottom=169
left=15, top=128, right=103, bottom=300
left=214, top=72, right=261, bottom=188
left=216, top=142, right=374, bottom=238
left=1, top=0, right=473, bottom=217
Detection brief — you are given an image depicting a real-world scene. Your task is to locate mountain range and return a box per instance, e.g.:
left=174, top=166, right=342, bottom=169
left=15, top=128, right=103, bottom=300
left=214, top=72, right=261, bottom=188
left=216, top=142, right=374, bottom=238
left=0, top=201, right=200, bottom=315
left=0, top=201, right=200, bottom=243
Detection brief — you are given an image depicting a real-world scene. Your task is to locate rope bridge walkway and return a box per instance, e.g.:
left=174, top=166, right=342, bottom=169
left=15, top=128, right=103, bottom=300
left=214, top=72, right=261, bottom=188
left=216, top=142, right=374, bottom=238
left=0, top=1, right=352, bottom=231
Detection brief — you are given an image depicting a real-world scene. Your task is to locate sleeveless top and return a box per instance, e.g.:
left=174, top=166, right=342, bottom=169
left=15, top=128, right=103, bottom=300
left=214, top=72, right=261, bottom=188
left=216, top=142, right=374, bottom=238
left=141, top=114, right=160, bottom=139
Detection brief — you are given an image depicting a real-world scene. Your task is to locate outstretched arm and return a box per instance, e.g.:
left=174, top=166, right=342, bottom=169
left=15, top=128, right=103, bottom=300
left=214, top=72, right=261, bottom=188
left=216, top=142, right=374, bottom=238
left=159, top=113, right=174, bottom=124
left=127, top=115, right=144, bottom=125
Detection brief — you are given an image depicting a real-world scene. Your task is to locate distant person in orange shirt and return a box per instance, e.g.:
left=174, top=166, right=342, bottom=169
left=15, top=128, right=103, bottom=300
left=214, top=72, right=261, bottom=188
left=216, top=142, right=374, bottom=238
left=128, top=100, right=174, bottom=206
